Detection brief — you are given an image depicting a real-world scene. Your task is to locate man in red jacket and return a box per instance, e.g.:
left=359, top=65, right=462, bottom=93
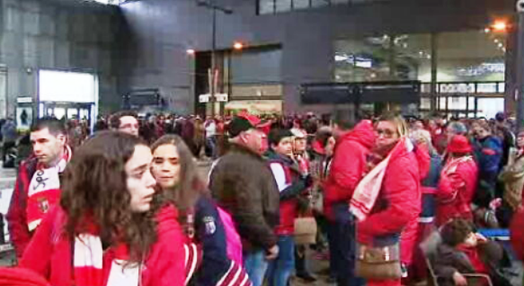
left=323, top=111, right=374, bottom=286
left=7, top=117, right=71, bottom=259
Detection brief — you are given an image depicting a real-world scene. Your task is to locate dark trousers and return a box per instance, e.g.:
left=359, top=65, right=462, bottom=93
left=1, top=141, right=15, bottom=164
left=294, top=245, right=309, bottom=276
left=326, top=203, right=365, bottom=286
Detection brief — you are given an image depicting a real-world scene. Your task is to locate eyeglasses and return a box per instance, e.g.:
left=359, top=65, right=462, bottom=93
left=376, top=128, right=396, bottom=138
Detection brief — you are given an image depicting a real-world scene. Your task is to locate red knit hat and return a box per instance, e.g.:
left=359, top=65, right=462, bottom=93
left=447, top=135, right=472, bottom=154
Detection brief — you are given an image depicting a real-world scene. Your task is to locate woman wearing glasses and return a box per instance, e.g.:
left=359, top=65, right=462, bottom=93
left=351, top=113, right=422, bottom=286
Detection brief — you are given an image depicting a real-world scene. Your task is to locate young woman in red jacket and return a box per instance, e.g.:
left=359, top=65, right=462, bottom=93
left=19, top=131, right=186, bottom=286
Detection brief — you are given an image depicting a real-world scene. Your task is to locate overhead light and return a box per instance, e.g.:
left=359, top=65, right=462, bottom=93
left=233, top=42, right=244, bottom=50
left=498, top=43, right=504, bottom=48
left=484, top=28, right=491, bottom=33
left=186, top=49, right=196, bottom=55
left=494, top=39, right=499, bottom=43
left=491, top=21, right=508, bottom=32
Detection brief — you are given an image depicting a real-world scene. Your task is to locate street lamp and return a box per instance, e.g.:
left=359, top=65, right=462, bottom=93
left=197, top=0, right=233, bottom=117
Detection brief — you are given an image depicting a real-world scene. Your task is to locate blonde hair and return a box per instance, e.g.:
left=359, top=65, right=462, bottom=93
left=378, top=113, right=409, bottom=138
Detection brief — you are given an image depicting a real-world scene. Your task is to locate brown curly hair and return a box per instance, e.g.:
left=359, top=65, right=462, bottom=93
left=60, top=131, right=157, bottom=264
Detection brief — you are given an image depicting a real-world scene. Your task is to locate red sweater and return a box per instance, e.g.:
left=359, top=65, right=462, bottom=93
left=19, top=206, right=186, bottom=286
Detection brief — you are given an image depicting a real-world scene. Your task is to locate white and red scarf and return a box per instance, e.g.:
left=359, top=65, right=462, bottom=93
left=27, top=145, right=72, bottom=231
left=442, top=155, right=473, bottom=175
left=350, top=138, right=413, bottom=222
left=74, top=232, right=141, bottom=286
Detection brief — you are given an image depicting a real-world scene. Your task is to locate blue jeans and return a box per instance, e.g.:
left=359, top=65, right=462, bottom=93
left=266, top=235, right=295, bottom=286
left=244, top=249, right=269, bottom=286
left=327, top=203, right=365, bottom=286
left=205, top=136, right=218, bottom=159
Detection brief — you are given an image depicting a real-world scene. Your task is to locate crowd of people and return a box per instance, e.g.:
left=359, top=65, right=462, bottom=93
left=1, top=109, right=524, bottom=286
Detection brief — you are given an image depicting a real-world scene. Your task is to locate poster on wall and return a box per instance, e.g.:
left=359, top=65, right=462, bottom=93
left=16, top=107, right=32, bottom=131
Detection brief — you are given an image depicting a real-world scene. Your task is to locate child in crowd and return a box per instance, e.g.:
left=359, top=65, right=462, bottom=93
left=434, top=219, right=510, bottom=286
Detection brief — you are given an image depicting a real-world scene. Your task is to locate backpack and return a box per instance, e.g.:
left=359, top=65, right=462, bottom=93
left=216, top=206, right=243, bottom=265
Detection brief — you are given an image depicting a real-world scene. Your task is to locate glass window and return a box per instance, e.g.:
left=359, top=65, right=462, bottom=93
left=438, top=97, right=447, bottom=110
left=230, top=49, right=282, bottom=84
left=420, top=97, right=431, bottom=109
left=331, top=0, right=349, bottom=4
left=437, top=31, right=506, bottom=82
left=334, top=34, right=431, bottom=82
left=477, top=98, right=504, bottom=119
left=293, top=0, right=310, bottom=9
left=276, top=0, right=292, bottom=12
left=448, top=97, right=467, bottom=110
left=498, top=82, right=505, bottom=93
left=311, top=0, right=329, bottom=7
left=477, top=83, right=497, bottom=93
left=259, top=0, right=275, bottom=14
left=468, top=97, right=475, bottom=109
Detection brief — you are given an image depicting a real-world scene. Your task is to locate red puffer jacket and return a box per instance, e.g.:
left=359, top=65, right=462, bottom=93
left=357, top=141, right=421, bottom=246
left=511, top=209, right=524, bottom=261
left=435, top=156, right=478, bottom=226
left=323, top=120, right=375, bottom=221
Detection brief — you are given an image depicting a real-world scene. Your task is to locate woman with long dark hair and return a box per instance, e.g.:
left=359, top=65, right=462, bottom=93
left=151, top=134, right=250, bottom=286
left=19, top=131, right=186, bottom=286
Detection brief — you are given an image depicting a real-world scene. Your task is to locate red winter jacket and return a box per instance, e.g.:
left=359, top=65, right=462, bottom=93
left=323, top=121, right=375, bottom=221
left=6, top=157, right=38, bottom=258
left=19, top=206, right=186, bottom=286
left=510, top=209, right=524, bottom=262
left=357, top=141, right=421, bottom=246
left=435, top=156, right=478, bottom=226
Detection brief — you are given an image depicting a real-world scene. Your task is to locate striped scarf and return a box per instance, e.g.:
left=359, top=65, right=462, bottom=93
left=350, top=138, right=413, bottom=222
left=73, top=228, right=141, bottom=286
left=27, top=146, right=72, bottom=231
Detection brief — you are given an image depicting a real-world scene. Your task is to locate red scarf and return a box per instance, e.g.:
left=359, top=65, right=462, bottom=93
left=73, top=219, right=140, bottom=286
left=27, top=146, right=72, bottom=231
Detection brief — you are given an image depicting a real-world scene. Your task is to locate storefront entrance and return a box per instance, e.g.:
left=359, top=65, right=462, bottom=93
left=39, top=102, right=94, bottom=124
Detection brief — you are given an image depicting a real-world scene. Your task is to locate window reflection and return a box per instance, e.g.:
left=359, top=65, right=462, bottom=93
left=258, top=0, right=352, bottom=14
left=334, top=30, right=506, bottom=84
